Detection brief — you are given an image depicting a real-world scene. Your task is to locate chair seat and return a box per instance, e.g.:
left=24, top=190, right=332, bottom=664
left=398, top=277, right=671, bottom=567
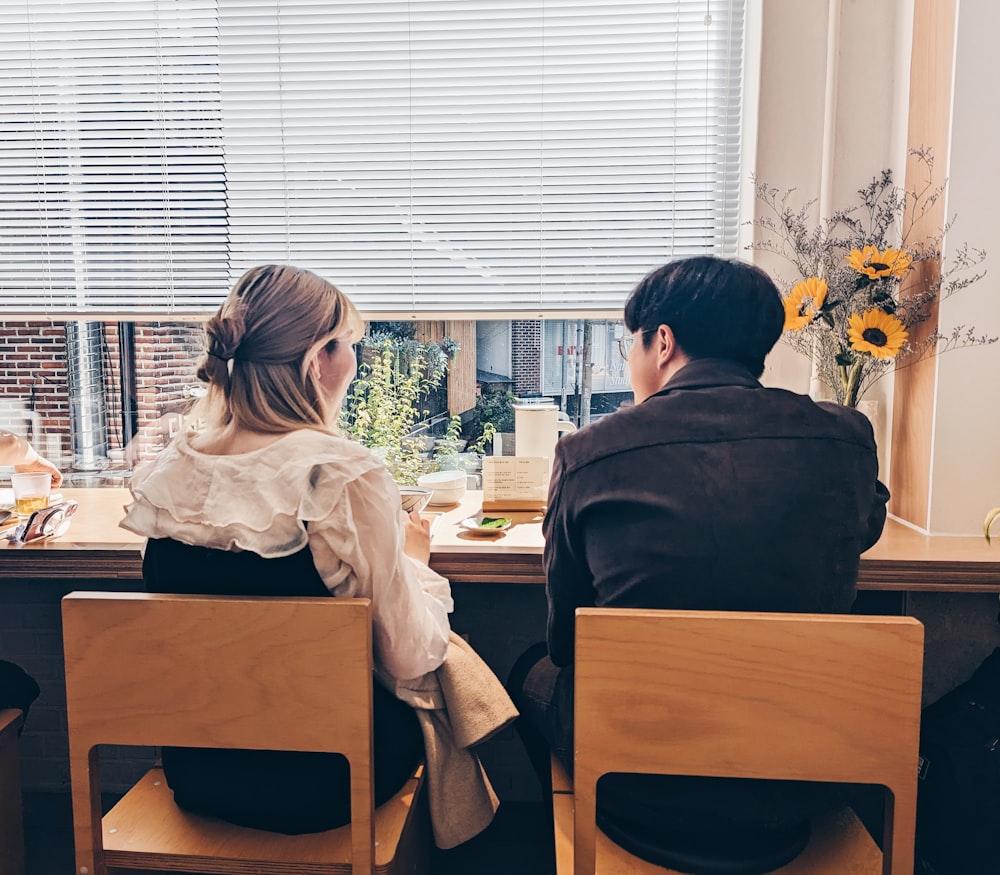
left=102, top=766, right=427, bottom=875
left=595, top=807, right=810, bottom=875
left=553, top=791, right=882, bottom=875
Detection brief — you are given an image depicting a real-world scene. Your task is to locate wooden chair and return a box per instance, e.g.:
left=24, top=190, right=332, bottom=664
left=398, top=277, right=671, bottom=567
left=62, top=591, right=429, bottom=875
left=553, top=608, right=924, bottom=875
left=0, top=708, right=25, bottom=875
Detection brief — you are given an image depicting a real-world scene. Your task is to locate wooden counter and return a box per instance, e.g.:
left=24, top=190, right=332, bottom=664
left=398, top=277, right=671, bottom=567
left=2, top=488, right=999, bottom=592
left=1, top=488, right=144, bottom=580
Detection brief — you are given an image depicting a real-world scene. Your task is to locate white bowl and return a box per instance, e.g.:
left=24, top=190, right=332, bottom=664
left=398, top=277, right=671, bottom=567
left=399, top=487, right=433, bottom=514
left=418, top=470, right=468, bottom=506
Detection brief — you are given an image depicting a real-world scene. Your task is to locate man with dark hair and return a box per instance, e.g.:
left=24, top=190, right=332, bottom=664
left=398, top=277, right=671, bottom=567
left=509, top=255, right=890, bottom=869
left=623, top=256, right=784, bottom=378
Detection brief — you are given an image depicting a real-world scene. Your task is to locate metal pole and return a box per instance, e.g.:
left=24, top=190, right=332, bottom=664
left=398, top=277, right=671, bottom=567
left=581, top=320, right=593, bottom=427
left=65, top=321, right=109, bottom=471
left=118, top=322, right=138, bottom=467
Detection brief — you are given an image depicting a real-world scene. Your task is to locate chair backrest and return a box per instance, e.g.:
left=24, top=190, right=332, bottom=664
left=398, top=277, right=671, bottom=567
left=572, top=608, right=924, bottom=875
left=62, top=592, right=375, bottom=874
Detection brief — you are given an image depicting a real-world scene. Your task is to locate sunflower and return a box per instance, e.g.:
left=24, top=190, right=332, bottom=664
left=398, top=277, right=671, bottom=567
left=845, top=245, right=912, bottom=279
left=847, top=309, right=908, bottom=359
left=782, top=277, right=828, bottom=331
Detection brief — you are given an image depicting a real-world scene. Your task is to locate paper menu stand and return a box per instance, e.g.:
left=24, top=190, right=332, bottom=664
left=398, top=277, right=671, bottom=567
left=481, top=456, right=549, bottom=512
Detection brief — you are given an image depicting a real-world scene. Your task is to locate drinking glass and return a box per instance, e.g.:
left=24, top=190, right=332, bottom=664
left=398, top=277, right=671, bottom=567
left=11, top=472, right=51, bottom=519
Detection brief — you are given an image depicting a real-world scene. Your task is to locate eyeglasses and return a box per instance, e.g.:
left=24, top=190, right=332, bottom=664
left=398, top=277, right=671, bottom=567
left=8, top=500, right=79, bottom=544
left=617, top=330, right=650, bottom=361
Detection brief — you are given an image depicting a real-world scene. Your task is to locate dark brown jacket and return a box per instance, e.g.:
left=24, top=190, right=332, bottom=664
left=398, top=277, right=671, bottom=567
left=544, top=357, right=889, bottom=667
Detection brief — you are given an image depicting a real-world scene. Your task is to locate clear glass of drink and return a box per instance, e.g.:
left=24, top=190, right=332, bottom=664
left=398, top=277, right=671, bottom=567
left=10, top=472, right=51, bottom=520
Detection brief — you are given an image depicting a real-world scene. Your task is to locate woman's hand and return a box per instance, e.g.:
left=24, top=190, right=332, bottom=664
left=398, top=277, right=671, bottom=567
left=401, top=509, right=432, bottom=565
left=14, top=455, right=63, bottom=489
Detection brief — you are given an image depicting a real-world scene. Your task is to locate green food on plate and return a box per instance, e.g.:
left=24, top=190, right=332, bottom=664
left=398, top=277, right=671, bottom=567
left=479, top=516, right=511, bottom=528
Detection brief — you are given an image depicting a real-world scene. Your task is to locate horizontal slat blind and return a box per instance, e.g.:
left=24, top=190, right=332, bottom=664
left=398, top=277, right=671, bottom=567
left=0, top=0, right=228, bottom=316
left=0, top=0, right=744, bottom=318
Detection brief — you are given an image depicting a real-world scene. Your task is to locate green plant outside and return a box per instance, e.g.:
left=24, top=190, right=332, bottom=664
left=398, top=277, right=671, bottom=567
left=340, top=332, right=506, bottom=484
left=340, top=334, right=454, bottom=484
left=470, top=390, right=515, bottom=439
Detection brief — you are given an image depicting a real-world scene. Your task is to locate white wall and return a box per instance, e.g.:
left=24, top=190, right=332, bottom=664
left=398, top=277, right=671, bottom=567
left=751, top=0, right=913, bottom=478
left=752, top=0, right=832, bottom=399
left=927, top=0, right=1000, bottom=534
left=475, top=320, right=512, bottom=377
left=750, top=0, right=1000, bottom=532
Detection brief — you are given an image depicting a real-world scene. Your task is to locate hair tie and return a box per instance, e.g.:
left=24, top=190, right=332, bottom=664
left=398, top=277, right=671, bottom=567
left=207, top=351, right=236, bottom=377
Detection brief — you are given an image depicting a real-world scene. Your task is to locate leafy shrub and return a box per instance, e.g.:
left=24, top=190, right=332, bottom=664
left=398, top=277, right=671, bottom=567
left=340, top=333, right=456, bottom=484
left=470, top=390, right=515, bottom=441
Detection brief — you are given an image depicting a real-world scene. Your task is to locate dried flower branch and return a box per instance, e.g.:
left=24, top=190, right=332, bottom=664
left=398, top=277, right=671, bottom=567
left=747, top=148, right=994, bottom=406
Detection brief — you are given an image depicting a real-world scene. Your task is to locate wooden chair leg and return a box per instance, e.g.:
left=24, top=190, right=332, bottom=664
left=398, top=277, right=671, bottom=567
left=69, top=744, right=104, bottom=875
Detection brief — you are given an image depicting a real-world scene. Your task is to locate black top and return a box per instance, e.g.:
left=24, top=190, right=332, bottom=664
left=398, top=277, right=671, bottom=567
left=141, top=537, right=422, bottom=834
left=143, top=536, right=330, bottom=597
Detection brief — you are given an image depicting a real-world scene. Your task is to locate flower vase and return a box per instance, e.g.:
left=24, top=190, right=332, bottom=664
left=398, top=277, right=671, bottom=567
left=854, top=399, right=887, bottom=479
left=855, top=399, right=878, bottom=427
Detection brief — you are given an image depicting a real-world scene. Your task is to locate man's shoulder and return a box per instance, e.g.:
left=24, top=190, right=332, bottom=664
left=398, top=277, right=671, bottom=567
left=557, top=384, right=876, bottom=475
left=555, top=402, right=672, bottom=473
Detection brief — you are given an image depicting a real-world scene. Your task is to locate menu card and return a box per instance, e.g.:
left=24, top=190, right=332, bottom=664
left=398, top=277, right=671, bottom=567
left=481, top=456, right=549, bottom=511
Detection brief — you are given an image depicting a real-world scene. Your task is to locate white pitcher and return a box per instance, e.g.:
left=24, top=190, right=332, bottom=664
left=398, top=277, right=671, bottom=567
left=513, top=402, right=576, bottom=462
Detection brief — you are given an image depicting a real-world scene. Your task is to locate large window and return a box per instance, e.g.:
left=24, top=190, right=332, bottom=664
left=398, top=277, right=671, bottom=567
left=0, top=316, right=628, bottom=475
left=2, top=0, right=746, bottom=319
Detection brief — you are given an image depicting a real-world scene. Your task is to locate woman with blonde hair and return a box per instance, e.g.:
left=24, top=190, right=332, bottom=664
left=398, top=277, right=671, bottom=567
left=121, top=264, right=452, bottom=833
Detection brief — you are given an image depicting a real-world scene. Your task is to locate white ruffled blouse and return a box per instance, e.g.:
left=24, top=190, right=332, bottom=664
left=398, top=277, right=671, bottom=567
left=119, top=429, right=453, bottom=681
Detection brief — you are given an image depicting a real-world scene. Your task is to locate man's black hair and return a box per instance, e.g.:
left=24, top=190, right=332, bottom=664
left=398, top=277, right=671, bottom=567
left=623, top=256, right=784, bottom=377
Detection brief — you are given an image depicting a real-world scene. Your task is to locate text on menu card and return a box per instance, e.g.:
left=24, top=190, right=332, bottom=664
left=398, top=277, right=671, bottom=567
left=481, top=456, right=549, bottom=510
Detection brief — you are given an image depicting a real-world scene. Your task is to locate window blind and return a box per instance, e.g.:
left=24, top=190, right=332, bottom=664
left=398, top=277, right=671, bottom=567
left=0, top=0, right=745, bottom=319
left=0, top=0, right=228, bottom=317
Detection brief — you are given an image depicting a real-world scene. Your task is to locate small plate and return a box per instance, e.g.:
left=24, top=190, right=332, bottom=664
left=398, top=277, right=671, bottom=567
left=460, top=514, right=512, bottom=534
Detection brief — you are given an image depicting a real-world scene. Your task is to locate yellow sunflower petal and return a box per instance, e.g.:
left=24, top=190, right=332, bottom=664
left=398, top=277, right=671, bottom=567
left=846, top=245, right=913, bottom=279
left=783, top=308, right=811, bottom=331
left=782, top=277, right=828, bottom=331
left=800, top=276, right=828, bottom=309
left=846, top=246, right=879, bottom=273
left=882, top=247, right=912, bottom=277
left=847, top=308, right=908, bottom=359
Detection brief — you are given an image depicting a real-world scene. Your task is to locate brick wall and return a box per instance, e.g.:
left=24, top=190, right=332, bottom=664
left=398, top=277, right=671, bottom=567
left=511, top=320, right=541, bottom=396
left=0, top=321, right=205, bottom=468
left=0, top=322, right=71, bottom=464
left=132, top=323, right=205, bottom=459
